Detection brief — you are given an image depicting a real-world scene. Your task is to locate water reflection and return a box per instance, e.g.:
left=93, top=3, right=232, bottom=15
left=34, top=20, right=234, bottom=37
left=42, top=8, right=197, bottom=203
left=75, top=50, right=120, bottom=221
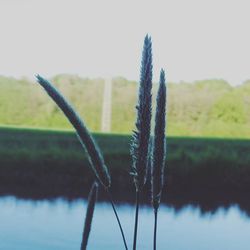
left=0, top=196, right=250, bottom=250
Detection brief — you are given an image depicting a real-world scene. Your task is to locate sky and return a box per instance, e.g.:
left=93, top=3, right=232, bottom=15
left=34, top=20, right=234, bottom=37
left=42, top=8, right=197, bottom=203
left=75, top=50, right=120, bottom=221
left=0, top=0, right=249, bottom=85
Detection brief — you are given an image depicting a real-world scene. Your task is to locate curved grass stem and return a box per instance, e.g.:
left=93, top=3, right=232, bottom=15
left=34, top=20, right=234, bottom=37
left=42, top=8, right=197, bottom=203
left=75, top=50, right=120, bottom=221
left=106, top=190, right=128, bottom=250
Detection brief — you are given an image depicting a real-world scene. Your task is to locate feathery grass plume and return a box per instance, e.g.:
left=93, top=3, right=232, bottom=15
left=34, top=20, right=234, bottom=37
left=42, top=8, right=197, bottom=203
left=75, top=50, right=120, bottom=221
left=35, top=75, right=111, bottom=188
left=151, top=69, right=167, bottom=210
left=81, top=182, right=98, bottom=250
left=130, top=34, right=153, bottom=192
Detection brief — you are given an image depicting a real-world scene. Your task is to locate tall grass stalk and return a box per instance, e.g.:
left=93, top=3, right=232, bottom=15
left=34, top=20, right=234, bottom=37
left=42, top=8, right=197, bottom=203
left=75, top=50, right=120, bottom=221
left=130, top=35, right=153, bottom=250
left=151, top=70, right=167, bottom=250
left=81, top=182, right=98, bottom=250
left=36, top=75, right=128, bottom=250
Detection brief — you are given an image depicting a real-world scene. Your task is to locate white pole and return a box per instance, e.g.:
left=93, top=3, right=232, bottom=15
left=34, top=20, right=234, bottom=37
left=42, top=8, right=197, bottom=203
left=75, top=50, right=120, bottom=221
left=101, top=78, right=112, bottom=132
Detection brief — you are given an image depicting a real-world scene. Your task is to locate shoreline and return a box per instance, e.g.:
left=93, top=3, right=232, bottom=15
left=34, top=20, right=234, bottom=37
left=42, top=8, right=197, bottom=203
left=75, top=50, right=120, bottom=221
left=1, top=126, right=250, bottom=215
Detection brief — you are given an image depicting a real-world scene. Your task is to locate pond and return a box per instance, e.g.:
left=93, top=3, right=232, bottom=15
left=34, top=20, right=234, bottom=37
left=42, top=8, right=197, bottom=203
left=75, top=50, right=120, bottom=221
left=0, top=196, right=249, bottom=250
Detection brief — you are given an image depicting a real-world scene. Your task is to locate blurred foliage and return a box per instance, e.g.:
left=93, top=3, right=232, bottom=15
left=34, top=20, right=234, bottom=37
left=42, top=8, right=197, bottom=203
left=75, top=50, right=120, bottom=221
left=1, top=75, right=250, bottom=137
left=0, top=75, right=104, bottom=132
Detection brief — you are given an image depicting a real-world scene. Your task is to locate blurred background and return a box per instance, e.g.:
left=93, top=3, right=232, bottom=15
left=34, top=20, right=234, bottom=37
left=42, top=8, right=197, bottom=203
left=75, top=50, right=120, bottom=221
left=1, top=0, right=250, bottom=249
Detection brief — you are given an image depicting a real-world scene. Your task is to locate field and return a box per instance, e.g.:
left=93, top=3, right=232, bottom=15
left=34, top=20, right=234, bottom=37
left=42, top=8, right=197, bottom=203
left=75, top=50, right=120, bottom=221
left=1, top=126, right=250, bottom=203
left=1, top=75, right=250, bottom=137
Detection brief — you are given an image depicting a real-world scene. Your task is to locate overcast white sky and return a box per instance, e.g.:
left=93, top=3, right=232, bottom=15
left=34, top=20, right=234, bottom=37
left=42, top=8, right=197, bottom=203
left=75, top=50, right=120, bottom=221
left=0, top=0, right=249, bottom=85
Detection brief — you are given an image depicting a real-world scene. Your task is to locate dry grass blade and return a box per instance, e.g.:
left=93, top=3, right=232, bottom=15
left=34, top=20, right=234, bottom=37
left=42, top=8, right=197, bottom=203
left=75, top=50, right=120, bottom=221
left=81, top=182, right=98, bottom=250
left=36, top=75, right=111, bottom=188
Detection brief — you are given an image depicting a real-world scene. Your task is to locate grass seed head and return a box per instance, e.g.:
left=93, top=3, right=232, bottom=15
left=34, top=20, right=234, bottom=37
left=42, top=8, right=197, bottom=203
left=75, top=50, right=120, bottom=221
left=151, top=69, right=167, bottom=210
left=130, top=35, right=153, bottom=192
left=36, top=75, right=111, bottom=188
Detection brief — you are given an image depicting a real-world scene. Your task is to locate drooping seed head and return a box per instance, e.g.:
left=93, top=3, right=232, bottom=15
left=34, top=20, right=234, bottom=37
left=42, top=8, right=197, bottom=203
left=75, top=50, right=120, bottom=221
left=36, top=75, right=111, bottom=188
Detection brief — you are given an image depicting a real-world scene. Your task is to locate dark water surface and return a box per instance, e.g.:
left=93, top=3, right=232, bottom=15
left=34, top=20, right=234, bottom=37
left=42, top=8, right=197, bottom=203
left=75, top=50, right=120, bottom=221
left=0, top=196, right=249, bottom=250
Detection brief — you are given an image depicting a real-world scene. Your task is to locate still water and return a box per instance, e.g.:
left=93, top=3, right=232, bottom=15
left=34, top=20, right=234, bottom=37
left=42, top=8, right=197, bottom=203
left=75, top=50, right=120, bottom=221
left=0, top=196, right=249, bottom=250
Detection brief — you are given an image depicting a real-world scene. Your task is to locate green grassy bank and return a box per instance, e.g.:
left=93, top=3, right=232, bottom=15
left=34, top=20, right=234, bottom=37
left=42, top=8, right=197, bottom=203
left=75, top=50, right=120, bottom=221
left=1, top=127, right=250, bottom=201
left=2, top=75, right=250, bottom=137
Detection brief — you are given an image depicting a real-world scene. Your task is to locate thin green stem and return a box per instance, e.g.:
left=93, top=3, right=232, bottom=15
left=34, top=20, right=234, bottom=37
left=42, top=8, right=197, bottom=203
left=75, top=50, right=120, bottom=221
left=153, top=208, right=158, bottom=250
left=133, top=190, right=140, bottom=250
left=106, top=190, right=128, bottom=250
